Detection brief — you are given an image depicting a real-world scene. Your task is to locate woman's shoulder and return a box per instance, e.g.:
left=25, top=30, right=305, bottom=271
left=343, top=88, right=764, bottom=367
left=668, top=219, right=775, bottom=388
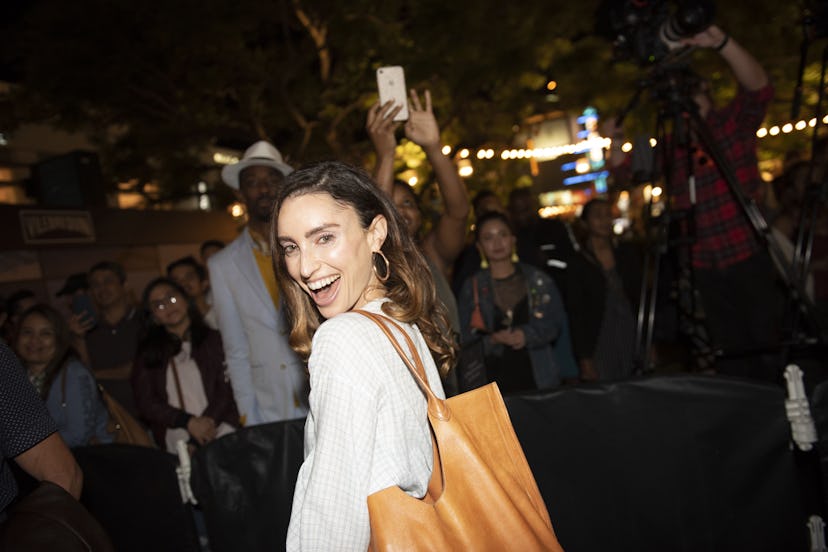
left=313, top=308, right=386, bottom=346
left=63, top=358, right=93, bottom=380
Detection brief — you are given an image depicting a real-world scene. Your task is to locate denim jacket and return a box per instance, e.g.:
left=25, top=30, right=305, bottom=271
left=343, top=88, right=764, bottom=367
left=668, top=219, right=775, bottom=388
left=458, top=263, right=565, bottom=389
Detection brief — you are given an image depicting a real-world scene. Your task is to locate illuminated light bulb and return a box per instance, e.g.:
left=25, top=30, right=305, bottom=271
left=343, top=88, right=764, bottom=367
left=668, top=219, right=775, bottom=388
left=441, top=145, right=452, bottom=156
left=782, top=123, right=793, bottom=133
left=651, top=186, right=663, bottom=198
left=823, top=115, right=828, bottom=124
left=756, top=128, right=768, bottom=138
left=643, top=185, right=652, bottom=202
left=230, top=203, right=245, bottom=218
left=501, top=150, right=510, bottom=160
left=575, top=159, right=590, bottom=174
left=459, top=148, right=470, bottom=159
left=408, top=176, right=418, bottom=186
left=796, top=120, right=807, bottom=131
left=476, top=149, right=486, bottom=159
left=621, top=142, right=633, bottom=153
left=457, top=159, right=473, bottom=177
left=486, top=149, right=495, bottom=159
left=213, top=152, right=240, bottom=165
left=649, top=138, right=657, bottom=147
left=810, top=118, right=817, bottom=127
left=546, top=80, right=557, bottom=91
left=769, top=126, right=780, bottom=136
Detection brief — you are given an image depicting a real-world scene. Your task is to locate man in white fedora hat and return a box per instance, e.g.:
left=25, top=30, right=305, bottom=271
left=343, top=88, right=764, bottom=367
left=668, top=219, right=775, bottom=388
left=207, top=141, right=308, bottom=426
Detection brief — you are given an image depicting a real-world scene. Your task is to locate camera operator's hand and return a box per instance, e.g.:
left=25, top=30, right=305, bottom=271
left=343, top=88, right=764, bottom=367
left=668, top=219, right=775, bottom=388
left=681, top=24, right=727, bottom=50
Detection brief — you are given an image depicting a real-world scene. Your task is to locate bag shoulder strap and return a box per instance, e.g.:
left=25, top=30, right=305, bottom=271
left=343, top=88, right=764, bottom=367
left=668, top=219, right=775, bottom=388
left=169, top=358, right=187, bottom=412
left=60, top=365, right=68, bottom=407
left=353, top=310, right=450, bottom=421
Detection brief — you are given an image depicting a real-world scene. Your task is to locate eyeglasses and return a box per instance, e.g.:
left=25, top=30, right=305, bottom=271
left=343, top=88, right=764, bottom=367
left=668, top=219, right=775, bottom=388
left=150, top=294, right=180, bottom=312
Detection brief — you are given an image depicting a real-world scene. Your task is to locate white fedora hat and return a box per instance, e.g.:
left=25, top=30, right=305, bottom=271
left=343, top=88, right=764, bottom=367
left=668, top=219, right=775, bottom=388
left=221, top=140, right=294, bottom=189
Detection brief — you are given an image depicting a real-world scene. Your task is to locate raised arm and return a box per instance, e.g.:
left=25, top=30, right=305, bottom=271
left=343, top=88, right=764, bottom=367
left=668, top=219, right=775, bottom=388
left=682, top=25, right=768, bottom=91
left=407, top=90, right=470, bottom=274
left=366, top=100, right=403, bottom=197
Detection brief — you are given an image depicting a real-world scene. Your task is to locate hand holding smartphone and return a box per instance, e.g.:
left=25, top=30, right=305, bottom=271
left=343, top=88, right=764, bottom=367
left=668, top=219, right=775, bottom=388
left=376, top=66, right=409, bottom=122
left=71, top=293, right=97, bottom=329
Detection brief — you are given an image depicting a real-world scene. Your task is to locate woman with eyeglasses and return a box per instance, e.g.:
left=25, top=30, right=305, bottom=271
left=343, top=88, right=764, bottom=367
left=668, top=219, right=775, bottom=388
left=132, top=277, right=239, bottom=453
left=15, top=303, right=112, bottom=447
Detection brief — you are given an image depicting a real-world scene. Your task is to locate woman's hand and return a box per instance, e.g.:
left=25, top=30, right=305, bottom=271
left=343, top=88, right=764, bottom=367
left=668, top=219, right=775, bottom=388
left=366, top=100, right=402, bottom=159
left=186, top=416, right=217, bottom=445
left=491, top=328, right=526, bottom=350
left=404, top=89, right=440, bottom=151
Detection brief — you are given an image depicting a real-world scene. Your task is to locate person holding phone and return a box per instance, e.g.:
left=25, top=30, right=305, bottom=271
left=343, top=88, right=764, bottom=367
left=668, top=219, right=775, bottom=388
left=366, top=87, right=469, bottom=394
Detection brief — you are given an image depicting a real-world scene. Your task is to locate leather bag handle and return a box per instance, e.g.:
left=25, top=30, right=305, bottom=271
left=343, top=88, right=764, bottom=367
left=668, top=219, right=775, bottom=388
left=354, top=310, right=451, bottom=421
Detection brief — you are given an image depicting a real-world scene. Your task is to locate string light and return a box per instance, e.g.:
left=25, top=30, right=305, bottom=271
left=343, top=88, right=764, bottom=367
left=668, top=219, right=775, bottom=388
left=439, top=111, right=824, bottom=162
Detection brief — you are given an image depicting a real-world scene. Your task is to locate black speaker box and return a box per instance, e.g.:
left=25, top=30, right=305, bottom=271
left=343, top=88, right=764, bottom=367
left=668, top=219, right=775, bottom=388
left=33, top=151, right=106, bottom=207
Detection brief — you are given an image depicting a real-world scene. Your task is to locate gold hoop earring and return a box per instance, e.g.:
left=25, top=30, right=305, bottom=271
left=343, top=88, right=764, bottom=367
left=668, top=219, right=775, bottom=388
left=480, top=253, right=489, bottom=269
left=372, top=250, right=390, bottom=282
left=511, top=246, right=519, bottom=264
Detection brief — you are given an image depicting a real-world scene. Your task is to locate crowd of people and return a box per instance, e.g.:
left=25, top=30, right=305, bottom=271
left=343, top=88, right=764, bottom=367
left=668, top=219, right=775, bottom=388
left=1, top=20, right=826, bottom=550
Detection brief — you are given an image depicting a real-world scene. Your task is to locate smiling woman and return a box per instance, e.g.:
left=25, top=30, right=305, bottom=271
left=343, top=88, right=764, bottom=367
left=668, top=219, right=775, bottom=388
left=14, top=304, right=112, bottom=448
left=271, top=161, right=456, bottom=551
left=131, top=278, right=239, bottom=453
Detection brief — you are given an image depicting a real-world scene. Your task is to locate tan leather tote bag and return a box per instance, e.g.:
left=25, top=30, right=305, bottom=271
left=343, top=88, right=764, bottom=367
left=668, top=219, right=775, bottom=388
left=356, top=311, right=564, bottom=552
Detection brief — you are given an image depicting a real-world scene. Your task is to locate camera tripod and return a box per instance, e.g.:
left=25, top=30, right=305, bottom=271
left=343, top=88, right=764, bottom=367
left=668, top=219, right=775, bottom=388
left=616, top=63, right=823, bottom=375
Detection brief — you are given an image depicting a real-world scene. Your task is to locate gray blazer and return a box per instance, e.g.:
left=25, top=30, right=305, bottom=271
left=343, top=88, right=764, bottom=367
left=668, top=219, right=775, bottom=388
left=207, top=228, right=308, bottom=425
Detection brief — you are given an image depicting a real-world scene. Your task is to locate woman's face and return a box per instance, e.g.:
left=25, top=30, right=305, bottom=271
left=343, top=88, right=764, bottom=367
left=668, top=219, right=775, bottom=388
left=277, top=192, right=387, bottom=319
left=148, top=283, right=189, bottom=330
left=477, top=218, right=516, bottom=264
left=391, top=184, right=422, bottom=238
left=17, top=313, right=57, bottom=370
left=585, top=202, right=613, bottom=239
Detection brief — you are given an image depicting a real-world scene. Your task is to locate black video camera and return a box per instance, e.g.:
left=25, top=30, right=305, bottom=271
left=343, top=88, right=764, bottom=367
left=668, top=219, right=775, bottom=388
left=596, top=0, right=716, bottom=66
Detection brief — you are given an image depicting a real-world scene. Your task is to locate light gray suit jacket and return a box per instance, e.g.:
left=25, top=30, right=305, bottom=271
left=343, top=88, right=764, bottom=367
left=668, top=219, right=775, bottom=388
left=207, top=228, right=308, bottom=425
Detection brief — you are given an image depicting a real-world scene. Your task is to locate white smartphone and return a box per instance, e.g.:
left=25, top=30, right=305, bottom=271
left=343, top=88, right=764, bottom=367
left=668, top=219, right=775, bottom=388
left=376, top=66, right=409, bottom=122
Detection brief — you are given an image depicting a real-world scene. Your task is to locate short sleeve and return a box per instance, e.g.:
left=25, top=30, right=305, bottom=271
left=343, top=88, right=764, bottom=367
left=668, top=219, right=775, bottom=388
left=0, top=344, right=57, bottom=458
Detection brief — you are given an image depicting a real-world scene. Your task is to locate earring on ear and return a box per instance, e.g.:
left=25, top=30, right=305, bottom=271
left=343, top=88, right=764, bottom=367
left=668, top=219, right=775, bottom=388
left=372, top=250, right=391, bottom=282
left=480, top=253, right=489, bottom=270
left=511, top=246, right=519, bottom=264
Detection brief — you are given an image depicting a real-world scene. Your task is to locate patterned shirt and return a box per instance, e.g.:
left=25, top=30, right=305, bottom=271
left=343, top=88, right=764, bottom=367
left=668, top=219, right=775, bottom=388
left=286, top=299, right=445, bottom=551
left=0, top=343, right=58, bottom=515
left=669, top=84, right=774, bottom=269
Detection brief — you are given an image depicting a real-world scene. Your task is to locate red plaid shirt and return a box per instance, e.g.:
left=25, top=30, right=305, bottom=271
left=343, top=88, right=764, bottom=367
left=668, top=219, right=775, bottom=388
left=669, top=84, right=774, bottom=269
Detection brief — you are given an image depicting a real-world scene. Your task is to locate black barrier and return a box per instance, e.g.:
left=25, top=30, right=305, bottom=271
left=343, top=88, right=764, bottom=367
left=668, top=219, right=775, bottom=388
left=809, top=380, right=828, bottom=516
left=190, top=417, right=305, bottom=552
left=505, top=376, right=808, bottom=551
left=73, top=444, right=200, bottom=552
left=189, top=376, right=811, bottom=552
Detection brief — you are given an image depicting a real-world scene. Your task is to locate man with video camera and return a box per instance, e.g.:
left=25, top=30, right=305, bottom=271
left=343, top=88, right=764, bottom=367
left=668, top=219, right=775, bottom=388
left=608, top=23, right=781, bottom=382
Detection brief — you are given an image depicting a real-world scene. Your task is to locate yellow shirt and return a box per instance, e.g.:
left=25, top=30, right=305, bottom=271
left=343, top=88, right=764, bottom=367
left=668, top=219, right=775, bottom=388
left=248, top=228, right=279, bottom=307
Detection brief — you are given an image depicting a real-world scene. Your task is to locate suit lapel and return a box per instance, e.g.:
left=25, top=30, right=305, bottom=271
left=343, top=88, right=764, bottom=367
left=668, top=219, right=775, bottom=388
left=234, top=228, right=277, bottom=322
